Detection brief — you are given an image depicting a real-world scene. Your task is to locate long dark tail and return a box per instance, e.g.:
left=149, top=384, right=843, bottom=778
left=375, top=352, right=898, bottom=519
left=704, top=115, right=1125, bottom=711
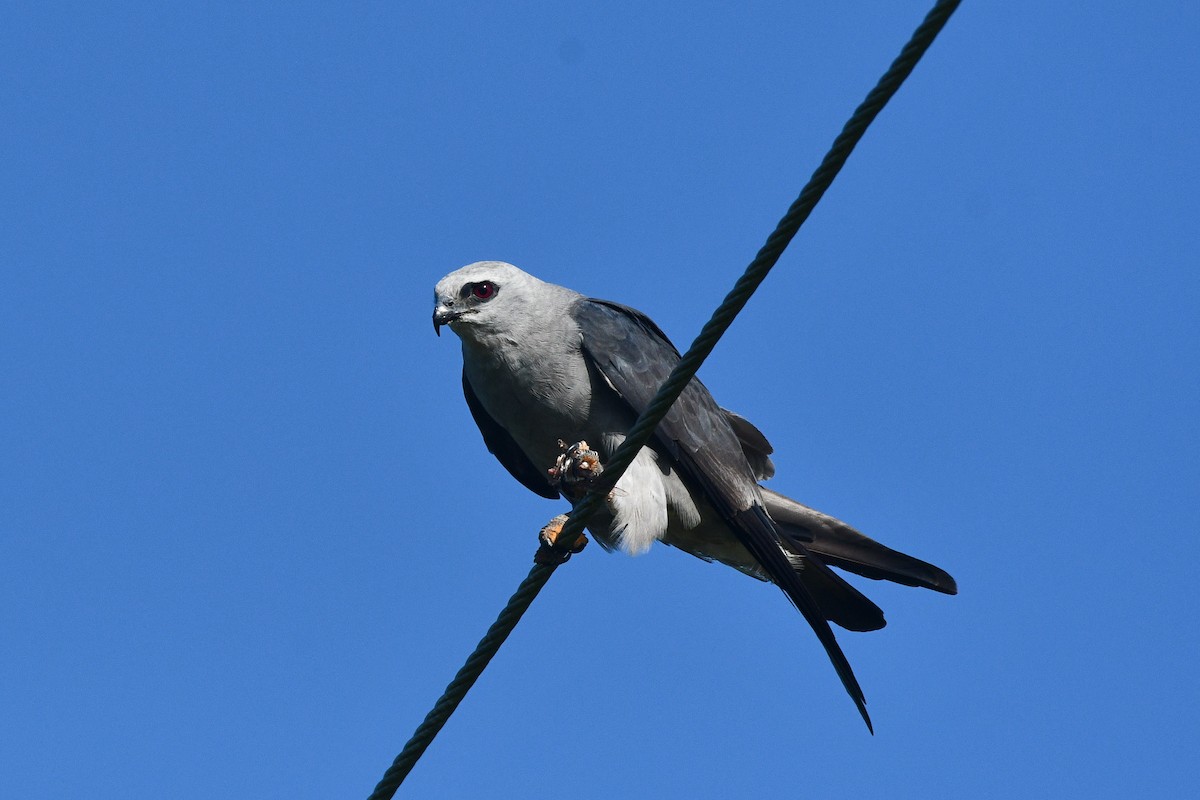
left=790, top=548, right=889, bottom=633
left=762, top=487, right=958, bottom=595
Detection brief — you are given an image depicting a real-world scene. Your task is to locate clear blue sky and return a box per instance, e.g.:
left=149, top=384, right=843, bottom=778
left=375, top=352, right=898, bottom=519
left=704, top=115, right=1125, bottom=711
left=3, top=2, right=1197, bottom=797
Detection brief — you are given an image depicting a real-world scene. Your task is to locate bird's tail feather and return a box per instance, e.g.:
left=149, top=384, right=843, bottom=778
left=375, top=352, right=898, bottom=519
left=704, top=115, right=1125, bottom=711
left=762, top=487, right=958, bottom=595
left=791, top=551, right=887, bottom=632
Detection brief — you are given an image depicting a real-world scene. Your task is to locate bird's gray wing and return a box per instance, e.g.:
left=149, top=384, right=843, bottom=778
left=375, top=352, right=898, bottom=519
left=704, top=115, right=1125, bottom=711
left=575, top=300, right=762, bottom=507
left=573, top=298, right=872, bottom=731
left=462, top=370, right=560, bottom=500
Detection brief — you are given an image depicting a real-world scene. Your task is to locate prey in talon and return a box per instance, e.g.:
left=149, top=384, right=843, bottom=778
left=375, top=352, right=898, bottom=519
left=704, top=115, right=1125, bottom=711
left=547, top=439, right=605, bottom=499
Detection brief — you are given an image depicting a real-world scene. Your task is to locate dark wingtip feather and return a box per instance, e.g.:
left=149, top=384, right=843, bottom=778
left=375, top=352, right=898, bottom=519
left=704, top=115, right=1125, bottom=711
left=734, top=506, right=874, bottom=733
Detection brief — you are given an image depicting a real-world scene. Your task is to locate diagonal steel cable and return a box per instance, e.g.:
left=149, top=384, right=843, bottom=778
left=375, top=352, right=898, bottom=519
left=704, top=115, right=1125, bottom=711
left=369, top=1, right=961, bottom=795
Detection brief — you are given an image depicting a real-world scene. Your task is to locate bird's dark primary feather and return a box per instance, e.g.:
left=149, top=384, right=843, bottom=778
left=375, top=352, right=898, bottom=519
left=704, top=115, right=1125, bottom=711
left=462, top=370, right=560, bottom=500
left=572, top=298, right=873, bottom=731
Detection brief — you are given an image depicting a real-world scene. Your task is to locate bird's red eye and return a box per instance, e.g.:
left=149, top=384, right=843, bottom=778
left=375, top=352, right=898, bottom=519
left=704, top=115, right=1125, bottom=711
left=471, top=281, right=496, bottom=300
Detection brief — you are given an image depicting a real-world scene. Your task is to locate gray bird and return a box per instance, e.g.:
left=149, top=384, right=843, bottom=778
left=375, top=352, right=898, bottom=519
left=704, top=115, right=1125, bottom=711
left=433, top=261, right=956, bottom=731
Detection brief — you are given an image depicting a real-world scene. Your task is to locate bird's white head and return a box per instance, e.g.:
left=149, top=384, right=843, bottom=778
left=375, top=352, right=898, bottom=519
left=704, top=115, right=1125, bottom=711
left=432, top=261, right=557, bottom=341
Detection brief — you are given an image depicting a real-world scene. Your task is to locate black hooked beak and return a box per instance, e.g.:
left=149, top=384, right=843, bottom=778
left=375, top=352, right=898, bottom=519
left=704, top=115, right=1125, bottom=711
left=432, top=306, right=470, bottom=336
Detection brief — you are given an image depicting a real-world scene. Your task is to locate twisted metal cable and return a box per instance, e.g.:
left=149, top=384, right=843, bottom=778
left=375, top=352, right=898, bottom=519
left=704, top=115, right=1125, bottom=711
left=369, top=2, right=960, bottom=795
left=368, top=564, right=556, bottom=798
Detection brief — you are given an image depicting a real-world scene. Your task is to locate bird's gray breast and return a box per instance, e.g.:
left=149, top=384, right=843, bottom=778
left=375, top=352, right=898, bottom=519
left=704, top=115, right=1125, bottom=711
left=461, top=330, right=618, bottom=471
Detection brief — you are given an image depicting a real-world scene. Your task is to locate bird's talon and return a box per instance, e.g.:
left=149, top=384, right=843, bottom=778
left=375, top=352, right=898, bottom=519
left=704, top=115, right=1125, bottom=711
left=538, top=514, right=568, bottom=548
left=536, top=514, right=588, bottom=564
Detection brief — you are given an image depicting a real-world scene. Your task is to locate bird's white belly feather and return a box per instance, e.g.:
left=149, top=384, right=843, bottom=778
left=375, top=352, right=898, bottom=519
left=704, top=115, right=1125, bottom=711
left=606, top=446, right=668, bottom=555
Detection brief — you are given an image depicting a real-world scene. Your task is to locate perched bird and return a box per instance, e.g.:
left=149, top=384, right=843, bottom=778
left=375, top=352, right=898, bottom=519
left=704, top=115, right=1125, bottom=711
left=433, top=261, right=956, bottom=731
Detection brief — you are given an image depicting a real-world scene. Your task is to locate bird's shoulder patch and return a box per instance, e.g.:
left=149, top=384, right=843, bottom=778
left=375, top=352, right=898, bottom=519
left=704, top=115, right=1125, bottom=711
left=575, top=298, right=681, bottom=357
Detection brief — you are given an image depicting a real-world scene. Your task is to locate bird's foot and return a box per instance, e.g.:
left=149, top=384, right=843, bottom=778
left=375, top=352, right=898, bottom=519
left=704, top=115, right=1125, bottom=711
left=535, top=514, right=588, bottom=565
left=537, top=441, right=602, bottom=563
left=547, top=439, right=604, bottom=500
